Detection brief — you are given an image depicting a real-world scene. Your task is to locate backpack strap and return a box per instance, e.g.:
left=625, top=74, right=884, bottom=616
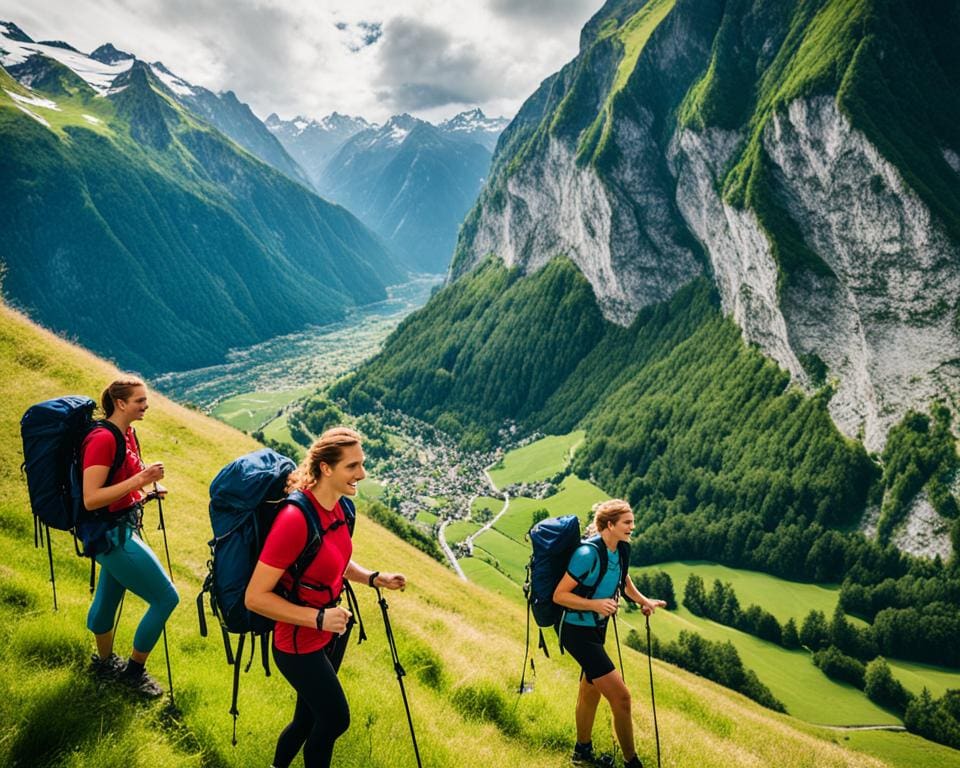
left=283, top=491, right=354, bottom=607
left=616, top=541, right=633, bottom=602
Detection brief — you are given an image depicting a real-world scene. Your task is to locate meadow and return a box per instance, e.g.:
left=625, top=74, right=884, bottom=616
left=488, top=431, right=585, bottom=487
left=3, top=304, right=957, bottom=767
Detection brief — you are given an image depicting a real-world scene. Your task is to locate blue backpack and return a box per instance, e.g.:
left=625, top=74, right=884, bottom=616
left=521, top=514, right=630, bottom=687
left=20, top=396, right=126, bottom=606
left=196, top=447, right=363, bottom=743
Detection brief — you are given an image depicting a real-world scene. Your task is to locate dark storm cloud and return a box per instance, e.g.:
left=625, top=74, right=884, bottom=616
left=374, top=16, right=502, bottom=110
left=488, top=0, right=600, bottom=31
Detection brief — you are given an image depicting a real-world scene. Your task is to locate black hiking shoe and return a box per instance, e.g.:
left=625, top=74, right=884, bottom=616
left=571, top=742, right=616, bottom=767
left=89, top=652, right=126, bottom=681
left=623, top=757, right=644, bottom=768
left=118, top=664, right=164, bottom=699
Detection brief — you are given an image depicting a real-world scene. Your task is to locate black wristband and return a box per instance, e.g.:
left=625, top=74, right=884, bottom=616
left=368, top=570, right=380, bottom=588
left=315, top=608, right=325, bottom=630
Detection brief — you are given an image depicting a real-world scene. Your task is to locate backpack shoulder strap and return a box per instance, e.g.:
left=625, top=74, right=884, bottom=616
left=578, top=537, right=608, bottom=598
left=94, top=421, right=127, bottom=485
left=339, top=496, right=356, bottom=536
left=285, top=490, right=323, bottom=581
left=616, top=541, right=632, bottom=599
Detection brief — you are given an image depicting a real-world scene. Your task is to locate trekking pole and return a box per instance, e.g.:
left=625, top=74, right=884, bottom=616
left=42, top=523, right=58, bottom=611
left=152, top=485, right=176, bottom=709
left=611, top=599, right=625, bottom=683
left=374, top=585, right=423, bottom=768
left=645, top=614, right=661, bottom=768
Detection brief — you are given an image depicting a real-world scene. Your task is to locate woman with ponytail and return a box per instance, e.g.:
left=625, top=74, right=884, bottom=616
left=245, top=427, right=406, bottom=768
left=553, top=499, right=667, bottom=768
left=81, top=375, right=179, bottom=698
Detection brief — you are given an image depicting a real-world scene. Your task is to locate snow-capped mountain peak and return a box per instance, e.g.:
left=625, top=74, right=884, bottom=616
left=149, top=61, right=195, bottom=97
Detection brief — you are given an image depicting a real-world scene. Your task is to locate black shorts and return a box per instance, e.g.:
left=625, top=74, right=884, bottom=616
left=557, top=621, right=615, bottom=682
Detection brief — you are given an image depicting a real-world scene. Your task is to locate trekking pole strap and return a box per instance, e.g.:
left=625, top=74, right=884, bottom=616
left=646, top=614, right=661, bottom=768
left=44, top=523, right=58, bottom=611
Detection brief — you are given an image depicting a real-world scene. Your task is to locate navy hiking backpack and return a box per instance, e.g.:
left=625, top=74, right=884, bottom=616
left=520, top=515, right=630, bottom=690
left=196, top=447, right=364, bottom=743
left=20, top=396, right=126, bottom=608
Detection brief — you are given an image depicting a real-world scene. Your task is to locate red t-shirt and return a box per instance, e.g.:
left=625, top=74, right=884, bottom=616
left=80, top=425, right=145, bottom=513
left=259, top=489, right=353, bottom=654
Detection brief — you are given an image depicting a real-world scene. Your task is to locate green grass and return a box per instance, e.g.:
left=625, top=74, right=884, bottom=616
left=492, top=476, right=609, bottom=543
left=629, top=564, right=960, bottom=724
left=471, top=496, right=503, bottom=517
left=445, top=521, right=481, bottom=546
left=358, top=478, right=385, bottom=500
left=639, top=561, right=849, bottom=626
left=3, top=303, right=957, bottom=766
left=212, top=387, right=312, bottom=432
left=488, top=431, right=585, bottom=487
left=619, top=604, right=898, bottom=726
left=472, top=528, right=531, bottom=584
left=262, top=413, right=297, bottom=449
left=837, top=730, right=960, bottom=768
left=459, top=558, right=522, bottom=602
left=415, top=510, right=440, bottom=526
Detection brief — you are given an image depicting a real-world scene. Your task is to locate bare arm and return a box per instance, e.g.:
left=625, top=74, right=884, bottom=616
left=244, top=560, right=350, bottom=633
left=82, top=462, right=164, bottom=511
left=344, top=560, right=406, bottom=590
left=624, top=575, right=667, bottom=614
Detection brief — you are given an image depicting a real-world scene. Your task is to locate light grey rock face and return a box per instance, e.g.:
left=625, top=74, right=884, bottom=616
left=891, top=491, right=953, bottom=561
left=462, top=122, right=703, bottom=325
left=669, top=127, right=806, bottom=380
left=764, top=97, right=960, bottom=451
left=671, top=97, right=960, bottom=452
left=944, top=148, right=960, bottom=176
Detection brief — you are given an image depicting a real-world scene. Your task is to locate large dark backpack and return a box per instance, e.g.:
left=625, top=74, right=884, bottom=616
left=196, top=447, right=364, bottom=743
left=20, top=396, right=127, bottom=607
left=521, top=515, right=630, bottom=685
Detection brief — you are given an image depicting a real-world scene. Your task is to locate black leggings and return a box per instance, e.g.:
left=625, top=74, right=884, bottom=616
left=272, top=644, right=350, bottom=768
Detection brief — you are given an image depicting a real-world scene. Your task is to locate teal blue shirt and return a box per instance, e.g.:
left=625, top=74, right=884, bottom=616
left=563, top=541, right=620, bottom=627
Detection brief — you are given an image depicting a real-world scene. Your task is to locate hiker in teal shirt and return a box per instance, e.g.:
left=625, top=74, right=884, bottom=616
left=554, top=499, right=667, bottom=768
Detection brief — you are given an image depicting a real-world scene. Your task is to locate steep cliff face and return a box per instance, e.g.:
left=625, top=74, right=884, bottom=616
left=454, top=0, right=960, bottom=452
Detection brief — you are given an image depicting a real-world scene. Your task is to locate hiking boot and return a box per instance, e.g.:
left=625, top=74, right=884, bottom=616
left=89, top=652, right=126, bottom=681
left=571, top=743, right=615, bottom=768
left=623, top=757, right=644, bottom=768
left=118, top=664, right=164, bottom=699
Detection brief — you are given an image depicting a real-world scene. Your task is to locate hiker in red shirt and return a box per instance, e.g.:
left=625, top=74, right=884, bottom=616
left=246, top=427, right=405, bottom=768
left=82, top=375, right=179, bottom=698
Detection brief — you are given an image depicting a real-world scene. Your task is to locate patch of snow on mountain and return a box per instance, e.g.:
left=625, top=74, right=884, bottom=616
left=0, top=32, right=132, bottom=92
left=149, top=63, right=195, bottom=96
left=944, top=148, right=960, bottom=175
left=294, top=119, right=309, bottom=134
left=13, top=102, right=49, bottom=127
left=4, top=88, right=59, bottom=110
left=386, top=123, right=409, bottom=145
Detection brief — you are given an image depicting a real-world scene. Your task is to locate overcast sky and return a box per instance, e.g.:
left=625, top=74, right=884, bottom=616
left=0, top=0, right=605, bottom=123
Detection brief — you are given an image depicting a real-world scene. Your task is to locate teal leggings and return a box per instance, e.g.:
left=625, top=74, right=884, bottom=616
left=86, top=524, right=180, bottom=654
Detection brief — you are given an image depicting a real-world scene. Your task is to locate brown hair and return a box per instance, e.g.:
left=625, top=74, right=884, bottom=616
left=101, top=375, right=146, bottom=417
left=286, top=427, right=362, bottom=492
left=586, top=499, right=632, bottom=535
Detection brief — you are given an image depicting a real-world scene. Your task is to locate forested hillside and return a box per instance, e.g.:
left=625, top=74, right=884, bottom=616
left=0, top=41, right=402, bottom=375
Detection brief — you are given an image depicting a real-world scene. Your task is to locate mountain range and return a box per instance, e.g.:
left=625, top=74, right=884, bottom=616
left=0, top=20, right=402, bottom=375
left=269, top=109, right=508, bottom=273
left=336, top=0, right=960, bottom=565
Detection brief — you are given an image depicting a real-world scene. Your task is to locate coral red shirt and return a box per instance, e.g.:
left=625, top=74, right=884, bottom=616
left=80, top=425, right=145, bottom=513
left=259, top=489, right=353, bottom=654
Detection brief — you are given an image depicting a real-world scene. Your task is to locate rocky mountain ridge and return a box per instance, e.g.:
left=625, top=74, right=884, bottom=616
left=453, top=0, right=960, bottom=454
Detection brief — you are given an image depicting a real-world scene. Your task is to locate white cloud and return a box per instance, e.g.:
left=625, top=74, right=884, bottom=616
left=0, top=0, right=604, bottom=122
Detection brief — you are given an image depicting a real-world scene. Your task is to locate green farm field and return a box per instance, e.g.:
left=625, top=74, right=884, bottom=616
left=212, top=388, right=312, bottom=433
left=445, top=520, right=481, bottom=545
left=493, top=476, right=609, bottom=542
left=488, top=430, right=585, bottom=487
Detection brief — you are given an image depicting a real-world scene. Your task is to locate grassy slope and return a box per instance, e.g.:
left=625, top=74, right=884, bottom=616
left=488, top=431, right=585, bottom=487
left=0, top=302, right=935, bottom=768
left=212, top=388, right=312, bottom=434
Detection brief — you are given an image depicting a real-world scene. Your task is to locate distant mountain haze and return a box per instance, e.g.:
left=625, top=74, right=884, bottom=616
left=0, top=20, right=403, bottom=375
left=270, top=108, right=509, bottom=274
